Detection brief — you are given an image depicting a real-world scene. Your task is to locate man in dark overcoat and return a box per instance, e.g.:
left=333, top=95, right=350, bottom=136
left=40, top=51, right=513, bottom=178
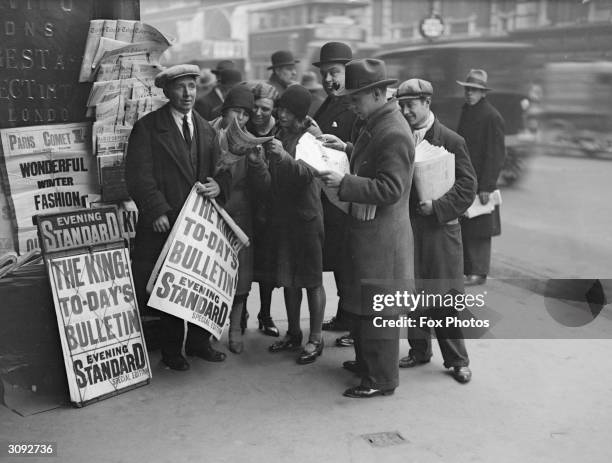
left=456, top=69, right=505, bottom=286
left=195, top=67, right=243, bottom=121
left=319, top=59, right=414, bottom=398
left=266, top=50, right=299, bottom=97
left=396, top=78, right=477, bottom=384
left=312, top=42, right=358, bottom=338
left=126, top=64, right=228, bottom=371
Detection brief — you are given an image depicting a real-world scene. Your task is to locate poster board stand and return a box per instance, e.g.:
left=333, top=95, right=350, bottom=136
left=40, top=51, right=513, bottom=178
left=35, top=207, right=151, bottom=407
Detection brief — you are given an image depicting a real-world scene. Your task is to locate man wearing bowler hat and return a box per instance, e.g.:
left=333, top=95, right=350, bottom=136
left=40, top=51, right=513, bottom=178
left=313, top=41, right=359, bottom=345
left=456, top=69, right=505, bottom=287
left=126, top=64, right=228, bottom=371
left=195, top=60, right=242, bottom=121
left=319, top=59, right=415, bottom=398
left=396, top=78, right=476, bottom=384
left=267, top=50, right=299, bottom=96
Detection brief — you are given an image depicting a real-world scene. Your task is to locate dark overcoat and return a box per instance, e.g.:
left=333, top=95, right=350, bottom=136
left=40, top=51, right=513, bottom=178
left=457, top=97, right=505, bottom=239
left=266, top=127, right=324, bottom=288
left=125, top=104, right=224, bottom=304
left=338, top=101, right=415, bottom=315
left=411, top=118, right=477, bottom=295
left=314, top=95, right=358, bottom=271
left=194, top=87, right=223, bottom=121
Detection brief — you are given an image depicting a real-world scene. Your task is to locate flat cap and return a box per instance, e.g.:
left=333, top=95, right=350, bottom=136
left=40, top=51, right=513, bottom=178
left=396, top=78, right=434, bottom=100
left=154, top=64, right=201, bottom=88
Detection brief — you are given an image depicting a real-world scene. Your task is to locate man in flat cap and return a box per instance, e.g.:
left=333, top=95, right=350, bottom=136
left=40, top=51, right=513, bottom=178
left=456, top=69, right=506, bottom=287
left=396, top=78, right=476, bottom=384
left=319, top=59, right=414, bottom=398
left=267, top=50, right=299, bottom=96
left=313, top=41, right=359, bottom=346
left=126, top=64, right=228, bottom=371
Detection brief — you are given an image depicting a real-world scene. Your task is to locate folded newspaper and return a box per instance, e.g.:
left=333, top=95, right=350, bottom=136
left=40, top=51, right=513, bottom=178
left=296, top=132, right=350, bottom=214
left=464, top=189, right=502, bottom=218
left=414, top=140, right=455, bottom=201
left=225, top=116, right=274, bottom=153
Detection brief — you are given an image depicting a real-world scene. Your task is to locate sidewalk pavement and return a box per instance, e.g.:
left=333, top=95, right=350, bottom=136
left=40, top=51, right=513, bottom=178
left=1, top=275, right=611, bottom=463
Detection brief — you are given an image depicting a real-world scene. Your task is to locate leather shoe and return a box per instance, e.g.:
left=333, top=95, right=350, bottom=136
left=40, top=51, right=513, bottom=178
left=464, top=274, right=486, bottom=286
left=343, top=385, right=395, bottom=398
left=399, top=355, right=430, bottom=368
left=162, top=355, right=190, bottom=371
left=342, top=360, right=362, bottom=375
left=452, top=366, right=472, bottom=384
left=335, top=334, right=354, bottom=347
left=257, top=313, right=280, bottom=337
left=322, top=316, right=349, bottom=331
left=186, top=346, right=226, bottom=362
left=269, top=332, right=303, bottom=353
left=296, top=339, right=324, bottom=365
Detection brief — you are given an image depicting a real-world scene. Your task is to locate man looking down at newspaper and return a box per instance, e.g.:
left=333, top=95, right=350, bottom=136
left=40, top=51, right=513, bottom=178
left=396, top=78, right=477, bottom=384
left=126, top=64, right=228, bottom=371
left=318, top=59, right=414, bottom=398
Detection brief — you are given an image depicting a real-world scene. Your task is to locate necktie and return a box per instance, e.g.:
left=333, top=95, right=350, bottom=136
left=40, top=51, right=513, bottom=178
left=182, top=114, right=191, bottom=147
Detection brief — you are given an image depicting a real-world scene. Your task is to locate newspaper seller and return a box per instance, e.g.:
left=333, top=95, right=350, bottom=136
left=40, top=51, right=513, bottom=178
left=318, top=59, right=414, bottom=398
left=126, top=64, right=228, bottom=371
left=456, top=69, right=506, bottom=287
left=396, top=78, right=477, bottom=384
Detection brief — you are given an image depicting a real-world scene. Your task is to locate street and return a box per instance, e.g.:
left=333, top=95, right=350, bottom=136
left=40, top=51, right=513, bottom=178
left=1, top=151, right=612, bottom=462
left=494, top=151, right=612, bottom=278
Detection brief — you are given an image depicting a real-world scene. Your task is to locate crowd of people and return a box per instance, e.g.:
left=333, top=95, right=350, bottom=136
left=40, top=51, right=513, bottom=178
left=125, top=41, right=506, bottom=398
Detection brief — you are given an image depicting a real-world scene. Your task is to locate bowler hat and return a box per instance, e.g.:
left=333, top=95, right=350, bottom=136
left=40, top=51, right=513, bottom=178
left=312, top=42, right=352, bottom=67
left=212, top=60, right=236, bottom=75
left=339, top=59, right=397, bottom=96
left=396, top=78, right=434, bottom=100
left=154, top=64, right=200, bottom=88
left=219, top=69, right=243, bottom=86
left=222, top=84, right=254, bottom=114
left=268, top=50, right=300, bottom=70
left=278, top=85, right=311, bottom=120
left=300, top=71, right=323, bottom=91
left=456, top=69, right=491, bottom=90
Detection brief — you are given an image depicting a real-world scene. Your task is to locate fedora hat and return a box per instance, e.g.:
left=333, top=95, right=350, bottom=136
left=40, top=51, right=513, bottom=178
left=212, top=60, right=236, bottom=75
left=339, top=59, right=397, bottom=96
left=268, top=50, right=300, bottom=70
left=154, top=64, right=200, bottom=88
left=396, top=78, right=434, bottom=100
left=456, top=69, right=491, bottom=90
left=312, top=41, right=352, bottom=67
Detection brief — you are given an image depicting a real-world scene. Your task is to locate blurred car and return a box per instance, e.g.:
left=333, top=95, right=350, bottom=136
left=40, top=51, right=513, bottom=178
left=530, top=61, right=612, bottom=159
left=376, top=41, right=534, bottom=186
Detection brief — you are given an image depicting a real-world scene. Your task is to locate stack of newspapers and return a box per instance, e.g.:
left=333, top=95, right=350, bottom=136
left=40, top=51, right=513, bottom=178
left=79, top=20, right=173, bottom=202
left=413, top=140, right=455, bottom=201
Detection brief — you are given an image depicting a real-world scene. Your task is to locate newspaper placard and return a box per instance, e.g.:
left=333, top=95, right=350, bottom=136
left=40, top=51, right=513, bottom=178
left=147, top=186, right=248, bottom=339
left=46, top=247, right=150, bottom=406
left=0, top=123, right=99, bottom=251
left=36, top=207, right=123, bottom=254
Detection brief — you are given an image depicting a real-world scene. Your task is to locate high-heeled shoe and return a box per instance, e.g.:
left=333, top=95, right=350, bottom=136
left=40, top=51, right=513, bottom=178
left=269, top=332, right=303, bottom=353
left=296, top=339, right=324, bottom=365
left=257, top=313, right=279, bottom=337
